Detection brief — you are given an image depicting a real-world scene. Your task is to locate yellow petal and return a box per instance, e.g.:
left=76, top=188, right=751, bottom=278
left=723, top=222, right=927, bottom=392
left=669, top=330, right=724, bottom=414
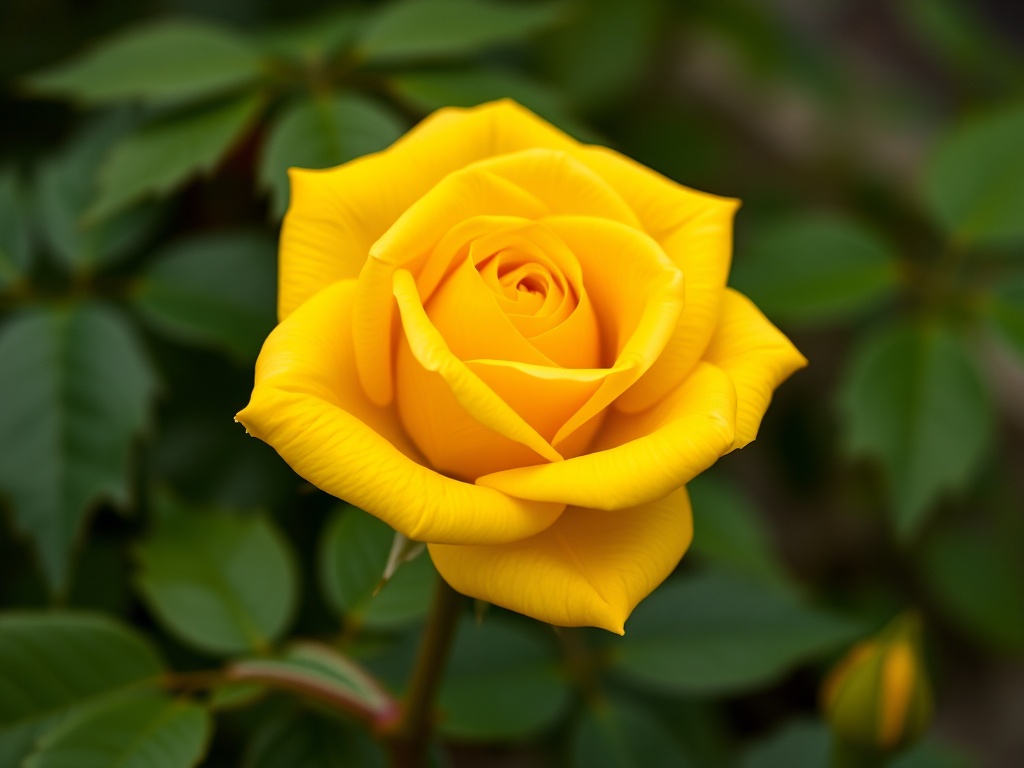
left=429, top=486, right=694, bottom=633
left=278, top=100, right=579, bottom=321
left=539, top=216, right=685, bottom=444
left=354, top=169, right=548, bottom=405
left=476, top=363, right=737, bottom=509
left=702, top=288, right=807, bottom=448
left=464, top=359, right=606, bottom=449
left=236, top=279, right=564, bottom=543
left=392, top=269, right=562, bottom=479
left=577, top=147, right=740, bottom=412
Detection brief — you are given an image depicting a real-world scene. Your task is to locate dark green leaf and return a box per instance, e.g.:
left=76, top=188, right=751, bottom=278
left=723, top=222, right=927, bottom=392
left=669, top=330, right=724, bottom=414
left=989, top=272, right=1024, bottom=362
left=133, top=231, right=276, bottom=361
left=90, top=93, right=262, bottom=220
left=319, top=505, right=437, bottom=631
left=388, top=69, right=597, bottom=141
left=438, top=617, right=570, bottom=740
left=23, top=691, right=210, bottom=768
left=898, top=0, right=1020, bottom=91
left=357, top=0, right=566, bottom=63
left=571, top=696, right=697, bottom=768
left=0, top=169, right=31, bottom=289
left=0, top=304, right=158, bottom=592
left=687, top=473, right=788, bottom=585
left=731, top=214, right=899, bottom=324
left=0, top=613, right=164, bottom=768
left=541, top=0, right=662, bottom=109
left=26, top=20, right=264, bottom=105
left=612, top=568, right=862, bottom=695
left=260, top=8, right=362, bottom=63
left=35, top=114, right=161, bottom=273
left=892, top=740, right=975, bottom=768
left=918, top=522, right=1024, bottom=651
left=134, top=493, right=298, bottom=656
left=243, top=706, right=386, bottom=768
left=739, top=720, right=830, bottom=768
left=841, top=325, right=992, bottom=536
left=923, top=104, right=1024, bottom=244
left=229, top=642, right=397, bottom=725
left=741, top=723, right=974, bottom=768
left=259, top=93, right=404, bottom=218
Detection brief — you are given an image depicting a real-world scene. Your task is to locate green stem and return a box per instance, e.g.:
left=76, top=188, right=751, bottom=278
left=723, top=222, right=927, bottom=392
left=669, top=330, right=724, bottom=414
left=386, top=578, right=464, bottom=767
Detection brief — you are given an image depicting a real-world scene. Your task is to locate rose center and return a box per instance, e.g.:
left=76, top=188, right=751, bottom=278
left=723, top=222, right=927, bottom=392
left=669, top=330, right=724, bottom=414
left=475, top=245, right=569, bottom=321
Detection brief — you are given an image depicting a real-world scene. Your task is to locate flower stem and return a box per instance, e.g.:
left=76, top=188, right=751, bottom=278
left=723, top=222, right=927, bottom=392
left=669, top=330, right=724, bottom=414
left=386, top=577, right=465, bottom=767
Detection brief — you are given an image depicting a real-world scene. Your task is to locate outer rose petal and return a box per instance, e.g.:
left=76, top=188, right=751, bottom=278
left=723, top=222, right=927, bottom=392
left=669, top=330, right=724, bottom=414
left=278, top=100, right=577, bottom=321
left=703, top=288, right=808, bottom=448
left=476, top=363, right=737, bottom=509
left=580, top=147, right=741, bottom=412
left=429, top=486, right=694, bottom=634
left=236, top=279, right=564, bottom=543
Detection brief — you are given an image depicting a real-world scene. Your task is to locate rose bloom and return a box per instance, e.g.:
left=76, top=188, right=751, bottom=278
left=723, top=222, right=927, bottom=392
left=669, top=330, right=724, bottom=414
left=237, top=100, right=805, bottom=633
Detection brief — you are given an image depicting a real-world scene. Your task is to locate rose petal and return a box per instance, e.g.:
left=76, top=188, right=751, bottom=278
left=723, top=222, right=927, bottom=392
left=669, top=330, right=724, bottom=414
left=578, top=147, right=740, bottom=413
left=429, top=486, right=693, bottom=634
left=355, top=170, right=548, bottom=405
left=702, top=288, right=808, bottom=448
left=236, top=279, right=564, bottom=543
left=278, top=100, right=579, bottom=321
left=539, top=216, right=686, bottom=445
left=475, top=362, right=737, bottom=509
left=393, top=269, right=563, bottom=479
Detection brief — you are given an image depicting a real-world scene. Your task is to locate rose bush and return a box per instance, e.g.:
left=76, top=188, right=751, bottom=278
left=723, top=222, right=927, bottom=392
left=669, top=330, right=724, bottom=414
left=237, top=100, right=805, bottom=633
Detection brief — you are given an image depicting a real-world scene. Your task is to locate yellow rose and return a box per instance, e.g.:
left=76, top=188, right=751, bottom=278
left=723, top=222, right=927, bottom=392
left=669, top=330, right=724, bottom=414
left=236, top=100, right=805, bottom=633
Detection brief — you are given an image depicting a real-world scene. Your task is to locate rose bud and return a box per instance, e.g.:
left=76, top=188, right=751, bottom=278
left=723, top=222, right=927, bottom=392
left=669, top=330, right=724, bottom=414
left=822, top=613, right=933, bottom=753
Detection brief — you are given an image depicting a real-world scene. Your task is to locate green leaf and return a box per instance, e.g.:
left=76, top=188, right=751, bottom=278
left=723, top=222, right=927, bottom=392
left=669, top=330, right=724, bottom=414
left=0, top=169, right=32, bottom=289
left=0, top=304, right=158, bottom=592
left=357, top=0, right=566, bottom=63
left=132, top=231, right=276, bottom=361
left=89, top=93, right=262, bottom=220
left=0, top=612, right=164, bottom=768
left=612, top=568, right=862, bottom=695
left=23, top=691, right=210, bottom=768
left=892, top=740, right=975, bottom=768
left=571, top=696, right=697, bottom=768
left=243, top=706, right=386, bottom=768
left=540, top=0, right=663, bottom=109
left=229, top=642, right=397, bottom=725
left=259, top=92, right=404, bottom=218
left=388, top=69, right=598, bottom=141
left=26, top=20, right=264, bottom=105
left=438, top=617, right=570, bottom=740
left=260, top=8, right=363, bottom=63
left=731, top=214, right=899, bottom=324
left=687, top=473, right=788, bottom=585
left=35, top=114, right=161, bottom=273
left=134, top=493, right=298, bottom=656
left=898, top=0, right=1020, bottom=91
left=739, top=720, right=830, bottom=768
left=840, top=325, right=993, bottom=536
left=988, top=272, right=1024, bottom=362
left=319, top=505, right=438, bottom=631
left=741, top=723, right=975, bottom=768
left=918, top=522, right=1024, bottom=652
left=923, top=104, right=1024, bottom=244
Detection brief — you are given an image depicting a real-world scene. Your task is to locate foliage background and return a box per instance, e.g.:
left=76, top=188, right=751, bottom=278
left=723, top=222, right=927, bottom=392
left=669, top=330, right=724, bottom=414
left=1, top=0, right=1023, bottom=766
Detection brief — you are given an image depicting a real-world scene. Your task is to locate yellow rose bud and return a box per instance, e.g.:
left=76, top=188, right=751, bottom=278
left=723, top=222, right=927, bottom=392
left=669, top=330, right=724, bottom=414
left=236, top=100, right=806, bottom=632
left=822, top=614, right=933, bottom=753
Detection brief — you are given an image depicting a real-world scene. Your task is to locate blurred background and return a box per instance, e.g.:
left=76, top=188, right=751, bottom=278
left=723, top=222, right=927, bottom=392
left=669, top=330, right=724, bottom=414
left=1, top=1, right=1022, bottom=767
